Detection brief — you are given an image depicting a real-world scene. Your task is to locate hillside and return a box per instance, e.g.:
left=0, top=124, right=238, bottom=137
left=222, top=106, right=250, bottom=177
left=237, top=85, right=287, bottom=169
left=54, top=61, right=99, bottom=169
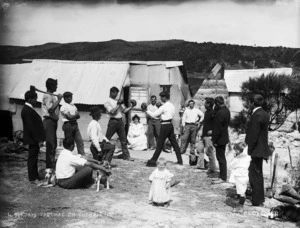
left=0, top=40, right=299, bottom=75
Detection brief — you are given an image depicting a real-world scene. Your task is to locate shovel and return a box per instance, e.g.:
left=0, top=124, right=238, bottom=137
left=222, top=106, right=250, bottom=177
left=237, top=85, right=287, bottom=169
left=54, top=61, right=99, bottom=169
left=266, top=153, right=279, bottom=198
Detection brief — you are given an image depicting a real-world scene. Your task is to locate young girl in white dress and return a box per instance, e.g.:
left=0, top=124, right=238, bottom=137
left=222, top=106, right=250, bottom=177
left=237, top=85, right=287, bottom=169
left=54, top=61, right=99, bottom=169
left=229, top=142, right=251, bottom=213
left=149, top=158, right=174, bottom=207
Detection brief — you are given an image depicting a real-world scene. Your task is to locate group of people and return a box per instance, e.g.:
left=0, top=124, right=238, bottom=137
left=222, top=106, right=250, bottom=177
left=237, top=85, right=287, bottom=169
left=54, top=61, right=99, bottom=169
left=21, top=77, right=271, bottom=209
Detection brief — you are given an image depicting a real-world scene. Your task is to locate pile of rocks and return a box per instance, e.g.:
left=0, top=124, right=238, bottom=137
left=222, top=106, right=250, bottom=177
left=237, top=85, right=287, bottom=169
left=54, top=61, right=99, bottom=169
left=229, top=129, right=300, bottom=148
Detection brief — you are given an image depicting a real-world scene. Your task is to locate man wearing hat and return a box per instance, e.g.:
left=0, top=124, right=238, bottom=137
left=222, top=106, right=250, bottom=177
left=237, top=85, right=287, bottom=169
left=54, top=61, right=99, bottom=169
left=87, top=106, right=115, bottom=163
left=211, top=96, right=231, bottom=184
left=60, top=91, right=85, bottom=155
left=42, top=78, right=63, bottom=169
left=142, top=91, right=183, bottom=167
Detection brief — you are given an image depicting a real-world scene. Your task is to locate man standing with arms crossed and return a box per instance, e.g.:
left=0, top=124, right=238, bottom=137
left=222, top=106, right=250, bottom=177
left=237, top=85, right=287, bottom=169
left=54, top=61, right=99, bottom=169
left=142, top=91, right=183, bottom=167
left=245, top=94, right=269, bottom=206
left=42, top=78, right=63, bottom=169
left=104, top=86, right=135, bottom=161
left=180, top=99, right=204, bottom=155
left=147, top=95, right=161, bottom=150
left=211, top=96, right=230, bottom=184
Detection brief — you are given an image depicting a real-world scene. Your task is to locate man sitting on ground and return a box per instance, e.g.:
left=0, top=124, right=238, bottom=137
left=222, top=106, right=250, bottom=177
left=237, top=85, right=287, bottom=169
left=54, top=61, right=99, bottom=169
left=56, top=137, right=111, bottom=189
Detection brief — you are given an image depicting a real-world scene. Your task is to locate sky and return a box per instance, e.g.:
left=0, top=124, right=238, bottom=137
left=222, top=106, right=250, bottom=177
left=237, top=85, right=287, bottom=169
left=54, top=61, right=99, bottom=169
left=0, top=0, right=299, bottom=48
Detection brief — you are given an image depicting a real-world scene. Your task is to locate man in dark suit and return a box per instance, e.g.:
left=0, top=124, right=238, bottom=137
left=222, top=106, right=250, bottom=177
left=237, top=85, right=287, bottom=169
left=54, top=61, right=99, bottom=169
left=211, top=96, right=230, bottom=184
left=245, top=94, right=269, bottom=206
left=21, top=91, right=46, bottom=184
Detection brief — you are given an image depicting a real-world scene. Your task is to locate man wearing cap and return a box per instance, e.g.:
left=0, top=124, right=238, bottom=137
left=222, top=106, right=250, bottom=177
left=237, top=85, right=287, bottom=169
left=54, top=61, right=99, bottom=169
left=21, top=90, right=45, bottom=184
left=60, top=91, right=85, bottom=155
left=87, top=106, right=115, bottom=163
left=142, top=91, right=183, bottom=167
left=42, top=78, right=63, bottom=169
left=104, top=86, right=135, bottom=161
left=211, top=96, right=231, bottom=184
left=180, top=99, right=204, bottom=155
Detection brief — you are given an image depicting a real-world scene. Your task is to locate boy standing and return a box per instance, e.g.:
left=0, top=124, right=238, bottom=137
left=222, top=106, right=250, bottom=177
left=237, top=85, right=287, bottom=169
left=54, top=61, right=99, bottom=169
left=60, top=91, right=85, bottom=155
left=87, top=106, right=115, bottom=163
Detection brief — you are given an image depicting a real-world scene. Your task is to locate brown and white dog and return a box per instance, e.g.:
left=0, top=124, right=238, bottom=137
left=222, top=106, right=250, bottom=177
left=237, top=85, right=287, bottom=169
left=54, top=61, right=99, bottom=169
left=37, top=168, right=56, bottom=187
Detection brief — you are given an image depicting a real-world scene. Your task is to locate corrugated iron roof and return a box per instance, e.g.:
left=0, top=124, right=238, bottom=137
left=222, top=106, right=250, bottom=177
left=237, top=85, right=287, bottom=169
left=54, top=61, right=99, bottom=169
left=8, top=59, right=185, bottom=105
left=224, top=68, right=293, bottom=93
left=9, top=60, right=130, bottom=105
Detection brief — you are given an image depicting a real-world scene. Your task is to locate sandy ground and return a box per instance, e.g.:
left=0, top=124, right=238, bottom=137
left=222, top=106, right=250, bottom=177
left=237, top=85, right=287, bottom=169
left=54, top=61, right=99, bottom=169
left=0, top=144, right=299, bottom=228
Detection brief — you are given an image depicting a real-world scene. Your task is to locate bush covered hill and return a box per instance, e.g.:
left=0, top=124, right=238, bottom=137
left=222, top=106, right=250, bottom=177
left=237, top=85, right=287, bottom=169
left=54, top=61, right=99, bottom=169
left=1, top=39, right=299, bottom=75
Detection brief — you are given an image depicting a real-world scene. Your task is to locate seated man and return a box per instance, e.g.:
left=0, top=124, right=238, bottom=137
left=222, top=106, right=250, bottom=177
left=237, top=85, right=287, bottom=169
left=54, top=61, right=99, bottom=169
left=87, top=106, right=115, bottom=163
left=56, top=137, right=111, bottom=189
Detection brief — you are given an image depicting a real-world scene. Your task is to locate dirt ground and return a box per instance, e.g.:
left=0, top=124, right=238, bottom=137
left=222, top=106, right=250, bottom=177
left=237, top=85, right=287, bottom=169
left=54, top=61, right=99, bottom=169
left=0, top=144, right=299, bottom=228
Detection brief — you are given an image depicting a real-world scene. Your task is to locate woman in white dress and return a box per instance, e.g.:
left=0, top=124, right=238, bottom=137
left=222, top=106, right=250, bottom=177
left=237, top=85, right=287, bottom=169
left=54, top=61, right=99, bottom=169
left=127, top=114, right=147, bottom=151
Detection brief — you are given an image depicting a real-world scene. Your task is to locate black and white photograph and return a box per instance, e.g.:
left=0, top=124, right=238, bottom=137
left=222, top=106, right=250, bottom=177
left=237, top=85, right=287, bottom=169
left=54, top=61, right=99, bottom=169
left=0, top=0, right=300, bottom=227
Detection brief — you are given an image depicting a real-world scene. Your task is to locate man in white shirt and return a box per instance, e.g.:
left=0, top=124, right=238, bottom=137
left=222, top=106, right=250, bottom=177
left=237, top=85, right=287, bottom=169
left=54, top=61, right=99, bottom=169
left=142, top=91, right=183, bottom=167
left=60, top=92, right=85, bottom=155
left=42, top=78, right=63, bottom=169
left=87, top=106, right=115, bottom=163
left=181, top=100, right=204, bottom=154
left=146, top=95, right=161, bottom=150
left=104, top=87, right=135, bottom=161
left=56, top=137, right=111, bottom=189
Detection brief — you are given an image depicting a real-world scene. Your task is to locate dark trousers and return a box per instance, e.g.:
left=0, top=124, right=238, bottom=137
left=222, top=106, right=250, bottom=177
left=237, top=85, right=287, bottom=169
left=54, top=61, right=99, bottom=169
left=43, top=118, right=58, bottom=169
left=181, top=124, right=197, bottom=154
left=57, top=166, right=94, bottom=189
left=28, top=144, right=40, bottom=181
left=249, top=157, right=264, bottom=206
left=215, top=145, right=227, bottom=181
left=62, top=122, right=85, bottom=155
left=150, top=123, right=183, bottom=164
left=90, top=141, right=115, bottom=163
left=105, top=119, right=130, bottom=158
left=147, top=119, right=161, bottom=148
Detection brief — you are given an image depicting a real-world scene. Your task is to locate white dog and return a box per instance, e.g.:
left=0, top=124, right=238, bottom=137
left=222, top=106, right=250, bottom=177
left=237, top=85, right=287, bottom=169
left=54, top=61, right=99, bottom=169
left=37, top=168, right=56, bottom=188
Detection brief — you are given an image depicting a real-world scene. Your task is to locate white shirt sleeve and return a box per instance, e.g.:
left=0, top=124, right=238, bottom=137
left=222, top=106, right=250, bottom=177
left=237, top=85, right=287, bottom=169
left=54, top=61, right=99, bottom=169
left=69, top=155, right=87, bottom=166
left=198, top=109, right=205, bottom=122
left=146, top=105, right=164, bottom=118
left=90, top=122, right=101, bottom=151
left=182, top=110, right=187, bottom=127
left=104, top=100, right=113, bottom=113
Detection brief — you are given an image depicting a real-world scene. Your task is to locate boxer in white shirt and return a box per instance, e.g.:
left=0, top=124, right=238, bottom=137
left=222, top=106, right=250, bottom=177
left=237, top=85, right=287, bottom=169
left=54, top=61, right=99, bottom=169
left=142, top=91, right=183, bottom=167
left=104, top=87, right=135, bottom=161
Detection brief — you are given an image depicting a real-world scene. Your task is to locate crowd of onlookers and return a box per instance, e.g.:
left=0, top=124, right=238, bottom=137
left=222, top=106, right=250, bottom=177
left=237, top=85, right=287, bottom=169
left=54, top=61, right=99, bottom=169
left=21, top=77, right=271, bottom=211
